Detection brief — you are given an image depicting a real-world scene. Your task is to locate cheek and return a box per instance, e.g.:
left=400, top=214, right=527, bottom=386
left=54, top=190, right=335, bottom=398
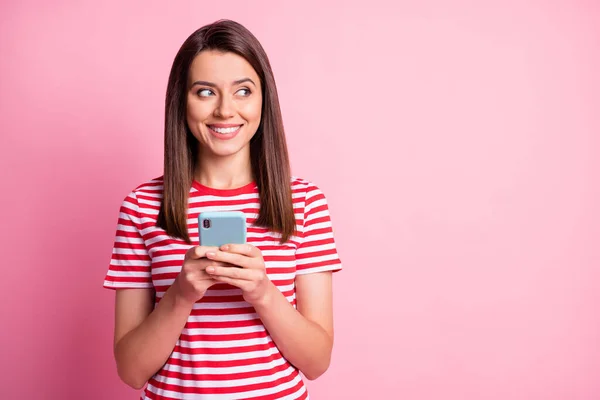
left=186, top=109, right=208, bottom=141
left=242, top=98, right=262, bottom=125
left=187, top=99, right=211, bottom=126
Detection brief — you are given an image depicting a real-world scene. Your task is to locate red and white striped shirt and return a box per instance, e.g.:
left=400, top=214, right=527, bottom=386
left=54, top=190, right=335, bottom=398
left=104, top=177, right=342, bottom=399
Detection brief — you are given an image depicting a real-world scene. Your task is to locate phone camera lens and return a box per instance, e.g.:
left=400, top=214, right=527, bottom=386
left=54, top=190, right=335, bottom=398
left=203, top=219, right=211, bottom=229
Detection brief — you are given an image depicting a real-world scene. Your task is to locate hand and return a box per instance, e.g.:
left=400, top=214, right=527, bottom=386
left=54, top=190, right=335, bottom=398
left=205, top=244, right=273, bottom=306
left=173, top=246, right=232, bottom=305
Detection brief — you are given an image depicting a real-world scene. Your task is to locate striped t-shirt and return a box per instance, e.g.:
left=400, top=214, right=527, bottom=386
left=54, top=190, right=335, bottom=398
left=104, top=177, right=342, bottom=399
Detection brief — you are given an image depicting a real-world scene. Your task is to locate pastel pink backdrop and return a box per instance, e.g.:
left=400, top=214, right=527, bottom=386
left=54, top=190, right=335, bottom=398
left=1, top=1, right=598, bottom=399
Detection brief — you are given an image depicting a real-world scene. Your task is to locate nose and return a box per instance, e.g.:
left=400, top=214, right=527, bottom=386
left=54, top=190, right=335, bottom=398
left=214, top=95, right=235, bottom=119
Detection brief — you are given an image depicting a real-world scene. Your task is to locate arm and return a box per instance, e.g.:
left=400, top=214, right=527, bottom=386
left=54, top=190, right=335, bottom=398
left=113, top=286, right=194, bottom=389
left=113, top=246, right=221, bottom=389
left=253, top=271, right=334, bottom=380
left=255, top=184, right=339, bottom=378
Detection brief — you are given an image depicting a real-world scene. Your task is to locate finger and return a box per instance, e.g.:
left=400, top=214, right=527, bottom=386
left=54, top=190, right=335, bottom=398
left=186, top=260, right=236, bottom=276
left=219, top=243, right=260, bottom=257
left=211, top=275, right=248, bottom=290
left=205, top=265, right=253, bottom=280
left=185, top=245, right=220, bottom=260
left=205, top=250, right=255, bottom=269
left=180, top=263, right=213, bottom=280
left=187, top=258, right=232, bottom=268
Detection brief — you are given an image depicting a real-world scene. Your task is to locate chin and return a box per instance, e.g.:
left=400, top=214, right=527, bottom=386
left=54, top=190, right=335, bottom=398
left=206, top=143, right=249, bottom=158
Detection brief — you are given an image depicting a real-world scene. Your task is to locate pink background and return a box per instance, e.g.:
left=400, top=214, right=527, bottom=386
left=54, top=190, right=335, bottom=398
left=1, top=1, right=599, bottom=399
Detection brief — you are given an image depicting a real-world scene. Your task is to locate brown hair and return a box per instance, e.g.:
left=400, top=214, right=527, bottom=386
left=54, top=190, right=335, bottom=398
left=157, top=19, right=296, bottom=244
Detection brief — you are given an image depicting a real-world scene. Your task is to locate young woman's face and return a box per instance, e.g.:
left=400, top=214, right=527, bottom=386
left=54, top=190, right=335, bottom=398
left=186, top=50, right=263, bottom=158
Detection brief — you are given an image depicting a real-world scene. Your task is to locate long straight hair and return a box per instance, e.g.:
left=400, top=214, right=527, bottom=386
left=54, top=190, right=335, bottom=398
left=157, top=20, right=296, bottom=244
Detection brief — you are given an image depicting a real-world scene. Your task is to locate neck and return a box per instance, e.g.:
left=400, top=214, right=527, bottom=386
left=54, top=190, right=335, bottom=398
left=194, top=146, right=253, bottom=189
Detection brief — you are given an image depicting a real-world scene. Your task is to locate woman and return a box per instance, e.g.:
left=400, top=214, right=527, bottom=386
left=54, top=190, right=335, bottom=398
left=104, top=19, right=342, bottom=399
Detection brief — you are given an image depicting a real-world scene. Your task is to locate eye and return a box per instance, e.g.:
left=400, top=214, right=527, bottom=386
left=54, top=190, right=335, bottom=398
left=236, top=88, right=251, bottom=97
left=197, top=89, right=214, bottom=97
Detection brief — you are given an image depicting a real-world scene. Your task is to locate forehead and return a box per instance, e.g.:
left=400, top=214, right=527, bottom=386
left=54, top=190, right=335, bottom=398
left=188, top=50, right=260, bottom=85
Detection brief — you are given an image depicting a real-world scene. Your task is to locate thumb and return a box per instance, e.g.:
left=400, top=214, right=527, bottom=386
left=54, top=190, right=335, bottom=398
left=185, top=245, right=218, bottom=260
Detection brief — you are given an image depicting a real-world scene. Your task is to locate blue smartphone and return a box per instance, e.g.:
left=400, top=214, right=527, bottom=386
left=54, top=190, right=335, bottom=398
left=198, top=211, right=247, bottom=247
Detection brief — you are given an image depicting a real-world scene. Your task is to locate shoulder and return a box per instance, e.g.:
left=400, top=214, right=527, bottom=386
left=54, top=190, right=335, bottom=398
left=291, top=176, right=321, bottom=193
left=120, top=176, right=164, bottom=210
left=131, top=176, right=164, bottom=198
left=291, top=176, right=328, bottom=203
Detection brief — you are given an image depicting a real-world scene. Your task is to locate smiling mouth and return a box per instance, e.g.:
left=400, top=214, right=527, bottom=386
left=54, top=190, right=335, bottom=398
left=208, top=125, right=243, bottom=134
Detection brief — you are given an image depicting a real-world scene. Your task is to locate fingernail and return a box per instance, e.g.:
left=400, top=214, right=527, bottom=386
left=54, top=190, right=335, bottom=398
left=221, top=245, right=230, bottom=251
left=206, top=252, right=216, bottom=258
left=206, top=266, right=214, bottom=273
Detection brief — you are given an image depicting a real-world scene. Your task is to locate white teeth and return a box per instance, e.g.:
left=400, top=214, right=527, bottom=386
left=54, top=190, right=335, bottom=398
left=210, top=126, right=241, bottom=134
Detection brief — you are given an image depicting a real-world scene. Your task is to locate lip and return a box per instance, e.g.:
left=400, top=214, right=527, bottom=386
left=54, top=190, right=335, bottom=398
left=208, top=123, right=244, bottom=128
left=207, top=124, right=243, bottom=140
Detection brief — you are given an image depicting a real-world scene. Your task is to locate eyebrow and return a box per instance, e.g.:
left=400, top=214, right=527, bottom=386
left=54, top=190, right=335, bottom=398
left=191, top=78, right=256, bottom=88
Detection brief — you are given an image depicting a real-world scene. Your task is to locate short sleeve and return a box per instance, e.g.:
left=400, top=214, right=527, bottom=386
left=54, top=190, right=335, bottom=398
left=295, top=183, right=342, bottom=275
left=103, top=191, right=153, bottom=289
